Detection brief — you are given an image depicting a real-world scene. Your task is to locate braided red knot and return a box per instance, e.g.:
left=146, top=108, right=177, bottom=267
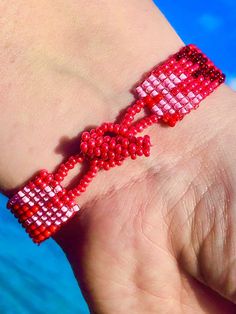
left=54, top=99, right=158, bottom=199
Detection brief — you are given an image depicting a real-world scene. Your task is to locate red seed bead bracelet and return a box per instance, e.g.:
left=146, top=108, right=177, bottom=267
left=7, top=44, right=225, bottom=244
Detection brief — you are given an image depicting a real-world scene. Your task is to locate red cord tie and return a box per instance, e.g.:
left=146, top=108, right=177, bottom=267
left=6, top=44, right=225, bottom=244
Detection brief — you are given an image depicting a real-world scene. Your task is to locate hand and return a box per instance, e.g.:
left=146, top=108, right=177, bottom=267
left=1, top=1, right=236, bottom=313
left=54, top=83, right=236, bottom=314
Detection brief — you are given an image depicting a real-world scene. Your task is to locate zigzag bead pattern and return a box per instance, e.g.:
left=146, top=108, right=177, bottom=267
left=136, top=44, right=225, bottom=126
left=8, top=170, right=81, bottom=244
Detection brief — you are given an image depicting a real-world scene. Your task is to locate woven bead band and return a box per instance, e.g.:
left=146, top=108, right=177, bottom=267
left=136, top=44, right=225, bottom=126
left=7, top=44, right=225, bottom=244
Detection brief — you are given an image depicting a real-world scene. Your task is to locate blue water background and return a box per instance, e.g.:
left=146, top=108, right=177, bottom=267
left=0, top=1, right=235, bottom=313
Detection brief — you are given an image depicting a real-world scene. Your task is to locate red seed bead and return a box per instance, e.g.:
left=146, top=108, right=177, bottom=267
left=29, top=223, right=39, bottom=231
left=109, top=160, right=116, bottom=167
left=39, top=170, right=48, bottom=178
left=136, top=137, right=143, bottom=146
left=143, top=149, right=150, bottom=157
left=167, top=118, right=177, bottom=127
left=108, top=151, right=115, bottom=160
left=58, top=170, right=67, bottom=177
left=96, top=128, right=103, bottom=137
left=87, top=148, right=94, bottom=156
left=38, top=225, right=46, bottom=233
left=50, top=180, right=58, bottom=188
left=25, top=211, right=33, bottom=218
left=116, top=135, right=123, bottom=143
left=134, top=104, right=142, bottom=112
left=129, top=143, right=136, bottom=154
left=101, top=143, right=109, bottom=153
left=103, top=136, right=111, bottom=143
left=96, top=137, right=103, bottom=146
left=38, top=235, right=45, bottom=242
left=49, top=225, right=57, bottom=233
left=32, top=205, right=39, bottom=213
left=122, top=138, right=129, bottom=148
left=35, top=178, right=42, bottom=186
left=52, top=197, right=60, bottom=205
left=69, top=156, right=77, bottom=164
left=122, top=149, right=129, bottom=157
left=88, top=170, right=97, bottom=178
left=77, top=155, right=84, bottom=163
left=144, top=95, right=155, bottom=109
left=39, top=182, right=47, bottom=189
left=80, top=142, right=88, bottom=153
left=80, top=179, right=89, bottom=187
left=145, top=117, right=152, bottom=126
left=46, top=201, right=53, bottom=209
left=150, top=115, right=158, bottom=123
left=136, top=125, right=144, bottom=132
left=115, top=144, right=122, bottom=155
left=82, top=131, right=90, bottom=141
left=113, top=124, right=120, bottom=133
left=94, top=147, right=101, bottom=157
left=54, top=174, right=63, bottom=182
left=84, top=175, right=92, bottom=183
left=171, top=87, right=180, bottom=96
left=68, top=199, right=76, bottom=207
left=67, top=190, right=76, bottom=197
left=144, top=135, right=150, bottom=142
left=91, top=132, right=98, bottom=139
left=101, top=123, right=108, bottom=132
left=61, top=195, right=70, bottom=203
left=103, top=163, right=110, bottom=171
left=119, top=125, right=128, bottom=135
left=109, top=139, right=116, bottom=150
left=44, top=230, right=51, bottom=238
left=57, top=189, right=66, bottom=197
left=108, top=123, right=114, bottom=132
left=127, top=107, right=136, bottom=115
left=78, top=186, right=86, bottom=193
left=137, top=99, right=145, bottom=107
left=88, top=138, right=96, bottom=149
left=13, top=204, right=20, bottom=211
left=32, top=229, right=41, bottom=236
left=136, top=148, right=143, bottom=156
left=116, top=160, right=123, bottom=166
left=101, top=152, right=108, bottom=160
left=153, top=94, right=164, bottom=103
left=57, top=201, right=64, bottom=209
left=19, top=214, right=28, bottom=222
left=22, top=205, right=29, bottom=212
left=90, top=164, right=99, bottom=172
left=44, top=174, right=53, bottom=184
left=72, top=188, right=80, bottom=197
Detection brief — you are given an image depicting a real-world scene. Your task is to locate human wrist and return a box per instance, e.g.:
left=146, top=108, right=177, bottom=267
left=0, top=0, right=233, bottom=231
left=0, top=1, right=182, bottom=194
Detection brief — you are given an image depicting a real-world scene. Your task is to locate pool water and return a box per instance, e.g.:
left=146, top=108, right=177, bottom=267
left=0, top=1, right=235, bottom=313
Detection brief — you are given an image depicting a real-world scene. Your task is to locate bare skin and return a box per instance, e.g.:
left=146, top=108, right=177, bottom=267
left=0, top=1, right=236, bottom=313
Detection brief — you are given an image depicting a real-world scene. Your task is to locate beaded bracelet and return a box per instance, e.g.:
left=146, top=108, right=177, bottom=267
left=7, top=44, right=225, bottom=244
